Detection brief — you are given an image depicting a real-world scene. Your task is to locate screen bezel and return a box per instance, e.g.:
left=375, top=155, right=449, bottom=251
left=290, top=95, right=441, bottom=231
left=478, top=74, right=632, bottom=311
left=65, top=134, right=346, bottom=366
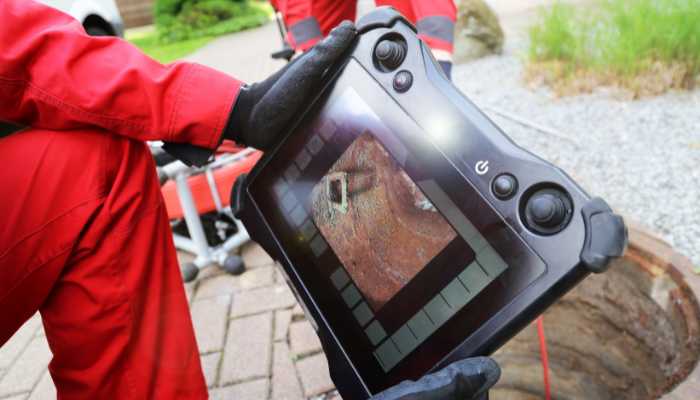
left=247, top=59, right=547, bottom=392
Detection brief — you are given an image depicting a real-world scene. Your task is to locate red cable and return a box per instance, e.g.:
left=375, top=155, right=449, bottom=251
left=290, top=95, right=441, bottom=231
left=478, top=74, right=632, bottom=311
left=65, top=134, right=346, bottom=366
left=537, top=316, right=551, bottom=400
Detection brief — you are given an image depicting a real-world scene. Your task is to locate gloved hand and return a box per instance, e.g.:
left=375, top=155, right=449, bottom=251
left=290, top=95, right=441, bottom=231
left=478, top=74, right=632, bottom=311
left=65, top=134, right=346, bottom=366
left=370, top=357, right=500, bottom=400
left=224, top=20, right=357, bottom=150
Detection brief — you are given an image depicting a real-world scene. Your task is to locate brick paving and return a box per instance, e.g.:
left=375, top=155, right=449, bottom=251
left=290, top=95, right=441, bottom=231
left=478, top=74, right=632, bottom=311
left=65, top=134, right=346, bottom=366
left=191, top=296, right=230, bottom=353
left=0, top=335, right=52, bottom=398
left=271, top=342, right=304, bottom=400
left=26, top=373, right=55, bottom=400
left=289, top=322, right=322, bottom=359
left=295, top=354, right=335, bottom=398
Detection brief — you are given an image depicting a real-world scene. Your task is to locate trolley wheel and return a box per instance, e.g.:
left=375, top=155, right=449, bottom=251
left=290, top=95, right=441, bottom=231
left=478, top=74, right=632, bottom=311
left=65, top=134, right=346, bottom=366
left=181, top=262, right=199, bottom=283
left=223, top=255, right=245, bottom=276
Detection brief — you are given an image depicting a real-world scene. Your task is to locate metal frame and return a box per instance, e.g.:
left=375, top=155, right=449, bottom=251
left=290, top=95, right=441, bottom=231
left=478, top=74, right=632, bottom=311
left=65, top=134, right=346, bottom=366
left=160, top=149, right=255, bottom=269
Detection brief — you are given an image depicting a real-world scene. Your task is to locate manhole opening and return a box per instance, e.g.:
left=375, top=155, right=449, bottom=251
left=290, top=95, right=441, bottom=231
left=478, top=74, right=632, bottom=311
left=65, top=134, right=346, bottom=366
left=493, top=248, right=700, bottom=400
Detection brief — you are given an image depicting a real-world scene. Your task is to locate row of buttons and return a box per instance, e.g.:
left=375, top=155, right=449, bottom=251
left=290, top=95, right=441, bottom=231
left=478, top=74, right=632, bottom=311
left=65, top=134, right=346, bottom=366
left=372, top=36, right=572, bottom=236
left=373, top=38, right=414, bottom=93
left=491, top=173, right=572, bottom=235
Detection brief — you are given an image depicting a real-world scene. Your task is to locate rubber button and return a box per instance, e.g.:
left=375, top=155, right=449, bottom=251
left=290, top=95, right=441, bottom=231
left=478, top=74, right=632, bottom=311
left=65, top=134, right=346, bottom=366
left=529, top=194, right=566, bottom=227
left=522, top=187, right=573, bottom=235
left=393, top=70, right=413, bottom=93
left=375, top=39, right=406, bottom=70
left=492, top=174, right=517, bottom=200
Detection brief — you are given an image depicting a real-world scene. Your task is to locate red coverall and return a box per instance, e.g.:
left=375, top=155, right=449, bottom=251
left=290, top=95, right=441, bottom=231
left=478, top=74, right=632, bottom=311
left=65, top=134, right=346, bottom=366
left=271, top=0, right=456, bottom=59
left=0, top=0, right=241, bottom=398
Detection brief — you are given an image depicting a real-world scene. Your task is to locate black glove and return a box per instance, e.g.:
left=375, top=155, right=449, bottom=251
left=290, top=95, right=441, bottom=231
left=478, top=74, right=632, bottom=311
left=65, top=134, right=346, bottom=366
left=224, top=20, right=357, bottom=150
left=370, top=357, right=500, bottom=400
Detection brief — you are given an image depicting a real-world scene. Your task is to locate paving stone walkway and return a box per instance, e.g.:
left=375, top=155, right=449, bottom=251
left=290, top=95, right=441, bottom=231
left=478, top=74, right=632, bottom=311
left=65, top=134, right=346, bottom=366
left=189, top=244, right=339, bottom=400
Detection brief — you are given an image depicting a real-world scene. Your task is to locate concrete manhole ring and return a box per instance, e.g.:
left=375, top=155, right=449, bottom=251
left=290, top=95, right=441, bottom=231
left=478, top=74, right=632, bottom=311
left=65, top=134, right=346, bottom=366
left=492, top=223, right=700, bottom=399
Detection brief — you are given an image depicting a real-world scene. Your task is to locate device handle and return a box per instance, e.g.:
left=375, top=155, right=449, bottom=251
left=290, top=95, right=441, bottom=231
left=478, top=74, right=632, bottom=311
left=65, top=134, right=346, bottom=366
left=580, top=197, right=628, bottom=273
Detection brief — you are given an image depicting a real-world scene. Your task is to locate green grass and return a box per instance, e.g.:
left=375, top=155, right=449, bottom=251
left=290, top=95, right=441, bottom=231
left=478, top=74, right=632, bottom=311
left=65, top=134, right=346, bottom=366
left=528, top=3, right=582, bottom=69
left=127, top=1, right=273, bottom=63
left=528, top=0, right=700, bottom=94
left=128, top=27, right=214, bottom=63
left=157, top=1, right=272, bottom=43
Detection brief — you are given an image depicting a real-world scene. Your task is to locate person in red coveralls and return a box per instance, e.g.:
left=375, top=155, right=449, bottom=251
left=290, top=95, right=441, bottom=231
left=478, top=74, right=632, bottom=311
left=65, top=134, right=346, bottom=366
left=271, top=0, right=457, bottom=77
left=0, top=1, right=355, bottom=397
left=0, top=1, right=498, bottom=398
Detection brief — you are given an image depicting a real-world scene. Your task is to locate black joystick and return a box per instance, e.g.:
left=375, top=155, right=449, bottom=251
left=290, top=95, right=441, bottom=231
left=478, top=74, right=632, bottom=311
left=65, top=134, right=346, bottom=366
left=524, top=188, right=572, bottom=235
left=375, top=39, right=406, bottom=71
left=529, top=194, right=566, bottom=227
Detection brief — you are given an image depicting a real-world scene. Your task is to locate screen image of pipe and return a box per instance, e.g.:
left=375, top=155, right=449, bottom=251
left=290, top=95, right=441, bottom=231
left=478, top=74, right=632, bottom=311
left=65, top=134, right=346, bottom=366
left=309, top=132, right=458, bottom=312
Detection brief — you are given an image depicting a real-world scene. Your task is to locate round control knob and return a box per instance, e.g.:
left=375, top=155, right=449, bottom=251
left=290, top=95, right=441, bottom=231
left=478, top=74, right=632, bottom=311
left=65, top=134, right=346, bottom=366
left=492, top=174, right=518, bottom=200
left=522, top=187, right=573, bottom=235
left=375, top=39, right=406, bottom=71
left=528, top=194, right=567, bottom=227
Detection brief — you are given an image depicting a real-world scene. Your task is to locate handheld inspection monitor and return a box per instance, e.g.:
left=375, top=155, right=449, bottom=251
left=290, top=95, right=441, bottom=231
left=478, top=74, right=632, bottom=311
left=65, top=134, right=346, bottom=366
left=232, top=8, right=627, bottom=399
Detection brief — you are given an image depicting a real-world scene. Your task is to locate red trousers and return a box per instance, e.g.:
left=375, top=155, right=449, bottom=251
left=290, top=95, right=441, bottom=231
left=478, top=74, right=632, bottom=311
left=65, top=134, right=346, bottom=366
left=272, top=0, right=456, bottom=55
left=0, top=2, right=241, bottom=396
left=0, top=128, right=207, bottom=398
left=0, top=0, right=246, bottom=396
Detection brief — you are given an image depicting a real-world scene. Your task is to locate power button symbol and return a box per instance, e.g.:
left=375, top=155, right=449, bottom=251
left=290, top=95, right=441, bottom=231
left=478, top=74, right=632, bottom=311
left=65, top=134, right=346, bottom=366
left=475, top=160, right=490, bottom=175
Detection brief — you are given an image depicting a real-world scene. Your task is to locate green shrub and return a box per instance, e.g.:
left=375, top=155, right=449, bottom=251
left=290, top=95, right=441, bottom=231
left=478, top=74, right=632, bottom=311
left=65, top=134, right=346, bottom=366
left=155, top=0, right=243, bottom=24
left=527, top=0, right=700, bottom=94
left=188, top=0, right=240, bottom=19
left=154, top=0, right=183, bottom=26
left=154, top=0, right=271, bottom=43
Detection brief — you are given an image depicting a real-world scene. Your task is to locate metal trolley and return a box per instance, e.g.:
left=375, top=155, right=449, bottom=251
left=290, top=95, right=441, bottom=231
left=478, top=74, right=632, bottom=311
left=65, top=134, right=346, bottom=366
left=155, top=145, right=262, bottom=282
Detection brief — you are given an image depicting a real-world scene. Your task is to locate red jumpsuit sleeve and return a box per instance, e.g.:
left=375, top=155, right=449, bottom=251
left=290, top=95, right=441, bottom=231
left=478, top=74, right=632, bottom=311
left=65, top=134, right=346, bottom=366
left=0, top=0, right=242, bottom=150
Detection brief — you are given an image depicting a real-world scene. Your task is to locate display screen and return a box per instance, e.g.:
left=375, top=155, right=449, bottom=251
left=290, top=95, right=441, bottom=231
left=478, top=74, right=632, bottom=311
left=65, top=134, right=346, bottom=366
left=255, top=85, right=513, bottom=371
left=310, top=132, right=457, bottom=312
left=249, top=60, right=545, bottom=392
left=302, top=120, right=510, bottom=371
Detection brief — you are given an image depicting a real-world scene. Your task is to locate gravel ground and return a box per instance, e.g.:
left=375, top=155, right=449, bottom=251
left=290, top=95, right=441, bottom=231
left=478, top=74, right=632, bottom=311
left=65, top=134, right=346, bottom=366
left=452, top=39, right=700, bottom=268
